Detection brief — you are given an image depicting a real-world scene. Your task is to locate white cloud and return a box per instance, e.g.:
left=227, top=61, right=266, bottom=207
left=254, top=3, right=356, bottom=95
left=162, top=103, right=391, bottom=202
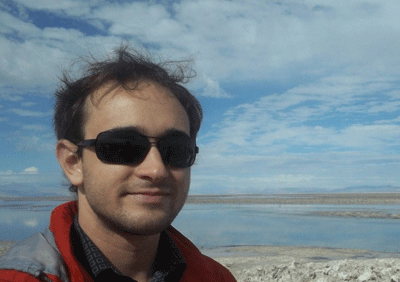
left=0, top=9, right=41, bottom=36
left=367, top=100, right=400, bottom=114
left=21, top=167, right=39, bottom=174
left=200, top=75, right=232, bottom=98
left=21, top=102, right=36, bottom=107
left=204, top=94, right=400, bottom=156
left=22, top=124, right=47, bottom=131
left=12, top=0, right=101, bottom=15
left=191, top=149, right=400, bottom=192
left=96, top=2, right=173, bottom=37
left=2, top=0, right=400, bottom=98
left=0, top=171, right=64, bottom=187
left=7, top=131, right=55, bottom=153
left=192, top=66, right=400, bottom=191
left=0, top=37, right=65, bottom=91
left=41, top=27, right=85, bottom=41
left=9, top=108, right=50, bottom=117
left=0, top=91, right=23, bottom=102
left=1, top=0, right=400, bottom=192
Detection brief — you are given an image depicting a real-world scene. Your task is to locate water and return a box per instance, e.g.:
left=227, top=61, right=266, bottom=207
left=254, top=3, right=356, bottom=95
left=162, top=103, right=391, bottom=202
left=0, top=199, right=399, bottom=253
left=0, top=200, right=63, bottom=241
left=174, top=203, right=400, bottom=253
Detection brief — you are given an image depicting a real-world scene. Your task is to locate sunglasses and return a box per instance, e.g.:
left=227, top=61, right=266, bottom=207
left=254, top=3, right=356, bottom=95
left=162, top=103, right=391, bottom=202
left=76, top=128, right=198, bottom=168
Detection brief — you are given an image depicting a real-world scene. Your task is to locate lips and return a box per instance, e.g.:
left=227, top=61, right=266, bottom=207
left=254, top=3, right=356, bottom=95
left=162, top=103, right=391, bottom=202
left=128, top=190, right=170, bottom=196
left=143, top=191, right=167, bottom=195
left=124, top=190, right=171, bottom=204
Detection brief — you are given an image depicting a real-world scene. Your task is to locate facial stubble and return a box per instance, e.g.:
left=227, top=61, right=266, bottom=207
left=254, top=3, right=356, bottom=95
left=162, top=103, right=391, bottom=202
left=80, top=169, right=189, bottom=236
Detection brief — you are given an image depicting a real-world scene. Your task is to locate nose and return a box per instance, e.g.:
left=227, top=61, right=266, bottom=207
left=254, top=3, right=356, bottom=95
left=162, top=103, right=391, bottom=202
left=135, top=142, right=169, bottom=182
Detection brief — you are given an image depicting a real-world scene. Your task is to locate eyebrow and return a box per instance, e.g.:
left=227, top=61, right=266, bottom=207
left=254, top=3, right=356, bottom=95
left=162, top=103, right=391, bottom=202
left=109, top=125, right=190, bottom=138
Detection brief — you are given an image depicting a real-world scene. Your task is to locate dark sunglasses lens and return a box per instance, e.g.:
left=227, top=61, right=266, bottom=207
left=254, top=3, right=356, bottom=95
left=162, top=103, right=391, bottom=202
left=159, top=137, right=196, bottom=168
left=96, top=131, right=148, bottom=164
left=93, top=129, right=196, bottom=167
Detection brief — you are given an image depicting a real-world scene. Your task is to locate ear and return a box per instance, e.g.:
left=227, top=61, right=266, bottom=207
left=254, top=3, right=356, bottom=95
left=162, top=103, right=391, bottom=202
left=56, top=139, right=83, bottom=187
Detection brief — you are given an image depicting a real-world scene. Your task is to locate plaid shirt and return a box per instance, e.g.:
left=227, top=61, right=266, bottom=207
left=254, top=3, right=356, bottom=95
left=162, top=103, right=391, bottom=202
left=73, top=217, right=186, bottom=282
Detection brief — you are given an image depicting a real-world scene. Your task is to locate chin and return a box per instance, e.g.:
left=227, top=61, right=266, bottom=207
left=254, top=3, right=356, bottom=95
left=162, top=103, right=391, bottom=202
left=119, top=221, right=173, bottom=236
left=105, top=212, right=177, bottom=236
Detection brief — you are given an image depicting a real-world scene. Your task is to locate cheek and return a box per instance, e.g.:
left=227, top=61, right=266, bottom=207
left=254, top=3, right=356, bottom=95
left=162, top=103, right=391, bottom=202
left=81, top=153, right=129, bottom=191
left=175, top=169, right=191, bottom=195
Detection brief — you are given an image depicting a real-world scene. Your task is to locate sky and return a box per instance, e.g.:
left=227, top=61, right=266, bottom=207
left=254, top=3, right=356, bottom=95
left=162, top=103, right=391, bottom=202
left=1, top=0, right=400, bottom=195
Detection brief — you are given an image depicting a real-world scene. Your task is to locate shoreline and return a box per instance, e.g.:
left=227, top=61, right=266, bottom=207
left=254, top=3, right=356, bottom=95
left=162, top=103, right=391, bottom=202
left=3, top=193, right=400, bottom=221
left=187, top=192, right=400, bottom=205
left=2, top=192, right=400, bottom=205
left=3, top=241, right=400, bottom=262
left=205, top=245, right=400, bottom=281
left=205, top=244, right=400, bottom=262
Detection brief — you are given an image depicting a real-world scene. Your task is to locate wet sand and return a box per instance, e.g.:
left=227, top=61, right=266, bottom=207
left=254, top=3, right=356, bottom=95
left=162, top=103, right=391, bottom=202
left=186, top=192, right=400, bottom=205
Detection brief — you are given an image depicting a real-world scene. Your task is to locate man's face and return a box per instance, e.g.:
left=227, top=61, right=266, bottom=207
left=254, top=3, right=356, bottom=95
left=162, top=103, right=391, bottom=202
left=77, top=82, right=191, bottom=236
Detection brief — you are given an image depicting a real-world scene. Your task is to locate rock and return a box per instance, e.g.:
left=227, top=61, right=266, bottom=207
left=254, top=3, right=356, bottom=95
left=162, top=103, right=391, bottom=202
left=234, top=258, right=400, bottom=282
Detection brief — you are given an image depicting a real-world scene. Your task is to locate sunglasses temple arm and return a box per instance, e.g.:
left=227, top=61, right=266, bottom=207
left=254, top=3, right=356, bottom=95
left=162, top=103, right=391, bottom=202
left=76, top=139, right=97, bottom=147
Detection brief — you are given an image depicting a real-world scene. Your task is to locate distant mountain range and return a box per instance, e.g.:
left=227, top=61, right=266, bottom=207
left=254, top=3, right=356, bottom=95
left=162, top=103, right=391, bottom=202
left=218, top=185, right=400, bottom=195
left=334, top=185, right=400, bottom=193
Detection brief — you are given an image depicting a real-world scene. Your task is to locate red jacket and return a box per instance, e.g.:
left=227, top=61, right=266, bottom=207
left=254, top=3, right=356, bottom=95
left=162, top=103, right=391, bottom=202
left=0, top=201, right=237, bottom=282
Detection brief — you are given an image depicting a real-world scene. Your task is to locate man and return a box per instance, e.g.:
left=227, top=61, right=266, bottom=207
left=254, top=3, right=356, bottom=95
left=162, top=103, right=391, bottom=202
left=0, top=47, right=237, bottom=282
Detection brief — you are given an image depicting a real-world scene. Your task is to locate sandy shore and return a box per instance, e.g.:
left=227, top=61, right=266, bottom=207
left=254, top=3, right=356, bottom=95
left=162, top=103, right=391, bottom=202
left=224, top=257, right=400, bottom=281
left=205, top=245, right=400, bottom=281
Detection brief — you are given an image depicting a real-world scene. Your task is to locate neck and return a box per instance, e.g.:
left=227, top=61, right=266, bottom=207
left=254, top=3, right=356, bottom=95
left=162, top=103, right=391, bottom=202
left=78, top=209, right=160, bottom=281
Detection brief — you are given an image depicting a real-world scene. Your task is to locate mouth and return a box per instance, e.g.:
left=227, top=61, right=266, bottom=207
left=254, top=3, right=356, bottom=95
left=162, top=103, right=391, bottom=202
left=124, top=190, right=171, bottom=204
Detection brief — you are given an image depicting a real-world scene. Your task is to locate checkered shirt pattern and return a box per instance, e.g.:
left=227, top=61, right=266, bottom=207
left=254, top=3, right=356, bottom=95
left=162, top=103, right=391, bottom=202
left=73, top=216, right=186, bottom=281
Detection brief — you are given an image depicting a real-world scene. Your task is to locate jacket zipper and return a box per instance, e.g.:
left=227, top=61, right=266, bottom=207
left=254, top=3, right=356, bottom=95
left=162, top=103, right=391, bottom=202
left=35, top=270, right=54, bottom=282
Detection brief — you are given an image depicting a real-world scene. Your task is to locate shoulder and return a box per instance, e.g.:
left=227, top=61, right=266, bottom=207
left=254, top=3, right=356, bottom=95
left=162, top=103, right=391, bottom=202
left=0, top=229, right=67, bottom=282
left=166, top=226, right=237, bottom=281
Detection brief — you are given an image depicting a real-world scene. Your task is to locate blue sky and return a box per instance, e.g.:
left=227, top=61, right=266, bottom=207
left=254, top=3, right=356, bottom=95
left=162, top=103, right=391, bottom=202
left=1, top=0, right=400, bottom=195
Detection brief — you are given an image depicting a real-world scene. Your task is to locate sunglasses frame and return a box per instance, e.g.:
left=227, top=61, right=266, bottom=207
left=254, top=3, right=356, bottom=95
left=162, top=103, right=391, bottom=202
left=76, top=128, right=198, bottom=168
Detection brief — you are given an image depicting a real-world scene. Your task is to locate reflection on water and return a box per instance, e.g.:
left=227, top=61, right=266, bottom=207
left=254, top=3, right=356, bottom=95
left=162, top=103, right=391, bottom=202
left=0, top=200, right=399, bottom=253
left=0, top=200, right=64, bottom=241
left=174, top=204, right=400, bottom=253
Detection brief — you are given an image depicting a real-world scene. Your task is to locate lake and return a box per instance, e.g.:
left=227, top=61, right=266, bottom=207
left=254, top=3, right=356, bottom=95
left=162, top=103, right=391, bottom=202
left=0, top=198, right=399, bottom=253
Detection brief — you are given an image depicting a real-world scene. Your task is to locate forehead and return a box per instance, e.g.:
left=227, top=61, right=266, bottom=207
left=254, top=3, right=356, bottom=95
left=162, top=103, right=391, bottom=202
left=82, top=82, right=190, bottom=137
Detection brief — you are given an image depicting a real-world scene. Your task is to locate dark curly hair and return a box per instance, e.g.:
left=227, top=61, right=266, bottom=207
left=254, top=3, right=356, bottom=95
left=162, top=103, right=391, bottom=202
left=54, top=45, right=202, bottom=193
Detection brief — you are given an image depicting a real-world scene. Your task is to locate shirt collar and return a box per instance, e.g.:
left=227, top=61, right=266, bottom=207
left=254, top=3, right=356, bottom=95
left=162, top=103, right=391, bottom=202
left=73, top=216, right=121, bottom=277
left=73, top=216, right=186, bottom=281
